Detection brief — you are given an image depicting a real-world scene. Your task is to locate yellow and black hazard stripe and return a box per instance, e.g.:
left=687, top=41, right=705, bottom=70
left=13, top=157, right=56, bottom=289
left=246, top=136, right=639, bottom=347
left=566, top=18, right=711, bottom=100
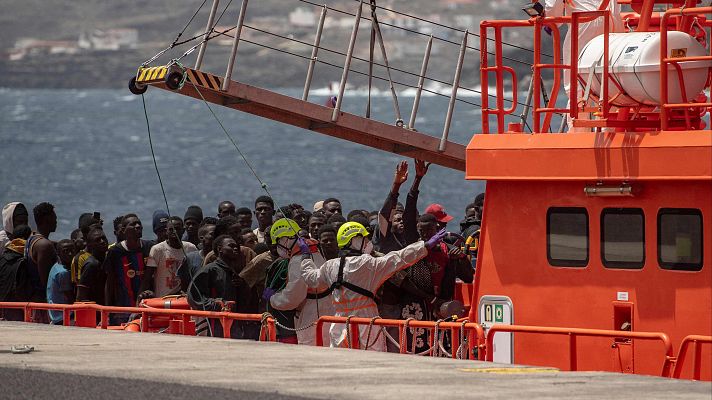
left=136, top=66, right=168, bottom=83
left=186, top=69, right=222, bottom=91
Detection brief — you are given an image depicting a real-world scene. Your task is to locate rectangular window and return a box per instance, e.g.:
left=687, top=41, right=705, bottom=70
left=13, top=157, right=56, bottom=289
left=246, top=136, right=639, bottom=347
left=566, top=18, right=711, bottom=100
left=602, top=208, right=645, bottom=269
left=658, top=208, right=703, bottom=271
left=547, top=207, right=588, bottom=267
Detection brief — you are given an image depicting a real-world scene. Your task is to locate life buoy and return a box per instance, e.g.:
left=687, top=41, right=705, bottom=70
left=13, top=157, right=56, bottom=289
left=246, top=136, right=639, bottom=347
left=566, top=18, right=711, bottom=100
left=139, top=295, right=190, bottom=332
left=124, top=319, right=141, bottom=332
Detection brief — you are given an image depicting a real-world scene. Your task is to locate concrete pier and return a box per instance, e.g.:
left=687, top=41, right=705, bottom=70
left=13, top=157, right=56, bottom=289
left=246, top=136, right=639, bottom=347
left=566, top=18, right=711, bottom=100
left=0, top=322, right=709, bottom=399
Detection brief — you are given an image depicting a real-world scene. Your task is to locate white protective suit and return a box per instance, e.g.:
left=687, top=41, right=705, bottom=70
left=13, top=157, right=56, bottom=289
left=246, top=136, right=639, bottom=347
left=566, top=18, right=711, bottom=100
left=301, top=241, right=428, bottom=352
left=544, top=0, right=623, bottom=127
left=270, top=250, right=335, bottom=345
left=0, top=202, right=22, bottom=256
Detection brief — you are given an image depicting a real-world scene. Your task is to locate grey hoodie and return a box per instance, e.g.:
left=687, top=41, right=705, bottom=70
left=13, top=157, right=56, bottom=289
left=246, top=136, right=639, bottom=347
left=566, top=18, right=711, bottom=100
left=1, top=202, right=25, bottom=255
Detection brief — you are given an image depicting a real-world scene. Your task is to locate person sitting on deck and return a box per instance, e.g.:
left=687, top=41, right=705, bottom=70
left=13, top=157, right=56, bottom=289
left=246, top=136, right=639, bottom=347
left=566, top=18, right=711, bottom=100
left=300, top=221, right=446, bottom=351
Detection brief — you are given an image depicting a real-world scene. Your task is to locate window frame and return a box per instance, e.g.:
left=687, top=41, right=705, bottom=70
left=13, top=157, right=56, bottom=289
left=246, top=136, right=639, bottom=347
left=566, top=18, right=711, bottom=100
left=657, top=208, right=703, bottom=272
left=601, top=207, right=646, bottom=270
left=547, top=207, right=589, bottom=268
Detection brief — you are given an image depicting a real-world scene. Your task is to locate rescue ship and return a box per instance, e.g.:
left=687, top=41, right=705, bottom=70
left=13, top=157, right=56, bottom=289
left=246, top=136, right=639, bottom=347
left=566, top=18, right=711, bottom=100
left=4, top=0, right=710, bottom=381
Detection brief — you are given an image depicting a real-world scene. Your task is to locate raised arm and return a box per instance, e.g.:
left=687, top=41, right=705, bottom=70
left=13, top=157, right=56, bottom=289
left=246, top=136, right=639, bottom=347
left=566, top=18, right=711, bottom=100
left=370, top=241, right=428, bottom=280
left=378, top=160, right=408, bottom=236
left=300, top=256, right=333, bottom=292
left=404, top=159, right=430, bottom=244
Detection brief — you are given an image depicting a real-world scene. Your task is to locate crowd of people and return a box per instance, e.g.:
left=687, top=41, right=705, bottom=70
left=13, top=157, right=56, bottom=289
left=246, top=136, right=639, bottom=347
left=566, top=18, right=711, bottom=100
left=0, top=159, right=484, bottom=352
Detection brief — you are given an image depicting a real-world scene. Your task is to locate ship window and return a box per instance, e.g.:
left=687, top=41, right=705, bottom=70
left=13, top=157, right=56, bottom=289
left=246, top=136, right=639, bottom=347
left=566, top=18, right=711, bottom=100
left=658, top=209, right=703, bottom=271
left=547, top=207, right=589, bottom=267
left=601, top=208, right=645, bottom=269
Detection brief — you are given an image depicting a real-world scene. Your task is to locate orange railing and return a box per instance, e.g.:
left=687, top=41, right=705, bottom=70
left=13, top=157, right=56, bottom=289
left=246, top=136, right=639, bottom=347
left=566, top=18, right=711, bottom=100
left=660, top=6, right=712, bottom=130
left=314, top=315, right=485, bottom=360
left=0, top=301, right=277, bottom=341
left=485, top=324, right=676, bottom=377
left=672, top=335, right=712, bottom=380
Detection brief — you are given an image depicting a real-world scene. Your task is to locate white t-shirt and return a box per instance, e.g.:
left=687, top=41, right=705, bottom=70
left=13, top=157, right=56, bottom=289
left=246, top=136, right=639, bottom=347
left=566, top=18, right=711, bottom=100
left=147, top=241, right=198, bottom=297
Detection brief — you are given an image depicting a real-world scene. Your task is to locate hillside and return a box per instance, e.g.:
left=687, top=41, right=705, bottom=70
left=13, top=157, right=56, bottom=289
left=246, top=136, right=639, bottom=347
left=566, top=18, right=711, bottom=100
left=0, top=0, right=538, bottom=89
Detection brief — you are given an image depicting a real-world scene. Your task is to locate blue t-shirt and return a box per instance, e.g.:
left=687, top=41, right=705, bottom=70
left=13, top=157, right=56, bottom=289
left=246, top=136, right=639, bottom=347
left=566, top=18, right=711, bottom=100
left=46, top=263, right=72, bottom=323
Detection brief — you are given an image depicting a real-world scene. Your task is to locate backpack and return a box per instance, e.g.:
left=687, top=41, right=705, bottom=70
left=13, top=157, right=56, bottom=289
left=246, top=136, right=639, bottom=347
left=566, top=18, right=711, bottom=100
left=0, top=249, right=30, bottom=302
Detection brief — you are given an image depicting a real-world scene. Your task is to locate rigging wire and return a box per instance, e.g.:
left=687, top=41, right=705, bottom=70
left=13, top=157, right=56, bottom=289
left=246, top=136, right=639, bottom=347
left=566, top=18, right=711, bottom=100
left=173, top=0, right=209, bottom=46
left=140, top=93, right=214, bottom=337
left=186, top=79, right=279, bottom=203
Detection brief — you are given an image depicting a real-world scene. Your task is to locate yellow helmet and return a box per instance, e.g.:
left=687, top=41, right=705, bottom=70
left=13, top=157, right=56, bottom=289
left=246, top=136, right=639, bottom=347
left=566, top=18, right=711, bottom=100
left=270, top=218, right=301, bottom=244
left=337, top=221, right=369, bottom=248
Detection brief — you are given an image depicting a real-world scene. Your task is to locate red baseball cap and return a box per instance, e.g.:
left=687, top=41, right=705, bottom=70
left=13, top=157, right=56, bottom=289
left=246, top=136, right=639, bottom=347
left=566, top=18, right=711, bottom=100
left=424, top=203, right=453, bottom=223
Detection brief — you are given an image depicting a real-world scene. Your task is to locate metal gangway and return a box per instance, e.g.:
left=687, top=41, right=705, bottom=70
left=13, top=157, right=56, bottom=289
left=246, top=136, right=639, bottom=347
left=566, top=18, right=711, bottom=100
left=129, top=0, right=535, bottom=171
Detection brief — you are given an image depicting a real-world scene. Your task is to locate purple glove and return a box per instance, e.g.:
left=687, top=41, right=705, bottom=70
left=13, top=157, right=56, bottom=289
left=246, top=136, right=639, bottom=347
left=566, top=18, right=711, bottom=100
left=297, top=237, right=311, bottom=255
left=543, top=26, right=552, bottom=36
left=262, top=287, right=277, bottom=302
left=425, top=228, right=448, bottom=249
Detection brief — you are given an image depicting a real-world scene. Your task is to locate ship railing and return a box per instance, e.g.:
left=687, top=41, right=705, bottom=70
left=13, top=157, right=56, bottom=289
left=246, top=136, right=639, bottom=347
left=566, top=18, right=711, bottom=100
left=0, top=301, right=278, bottom=341
left=314, top=315, right=486, bottom=360
left=659, top=6, right=712, bottom=130
left=672, top=335, right=712, bottom=380
left=480, top=11, right=614, bottom=134
left=485, top=324, right=676, bottom=377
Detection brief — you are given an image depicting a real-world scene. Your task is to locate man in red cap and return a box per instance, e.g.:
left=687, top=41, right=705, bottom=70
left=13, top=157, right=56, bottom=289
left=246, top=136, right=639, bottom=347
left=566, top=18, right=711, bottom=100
left=424, top=203, right=453, bottom=231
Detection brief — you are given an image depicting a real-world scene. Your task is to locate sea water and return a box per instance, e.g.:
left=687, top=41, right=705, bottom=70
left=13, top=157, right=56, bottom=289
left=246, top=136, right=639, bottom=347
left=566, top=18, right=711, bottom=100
left=0, top=88, right=486, bottom=239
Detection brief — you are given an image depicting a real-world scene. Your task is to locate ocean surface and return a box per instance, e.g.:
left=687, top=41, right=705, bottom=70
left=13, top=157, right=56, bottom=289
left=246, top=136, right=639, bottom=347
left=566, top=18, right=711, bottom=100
left=0, top=87, right=487, bottom=239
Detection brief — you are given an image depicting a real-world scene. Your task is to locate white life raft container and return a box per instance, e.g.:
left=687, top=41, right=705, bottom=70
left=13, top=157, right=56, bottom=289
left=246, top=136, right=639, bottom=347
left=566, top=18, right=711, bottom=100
left=578, top=31, right=710, bottom=107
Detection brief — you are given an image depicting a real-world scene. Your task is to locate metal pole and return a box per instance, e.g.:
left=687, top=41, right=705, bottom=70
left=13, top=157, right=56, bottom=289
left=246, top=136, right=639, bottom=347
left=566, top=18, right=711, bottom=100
left=372, top=16, right=403, bottom=125
left=439, top=31, right=467, bottom=152
left=332, top=0, right=364, bottom=122
left=408, top=35, right=433, bottom=130
left=302, top=6, right=327, bottom=101
left=520, top=73, right=535, bottom=130
left=194, top=0, right=220, bottom=70
left=222, top=0, right=249, bottom=91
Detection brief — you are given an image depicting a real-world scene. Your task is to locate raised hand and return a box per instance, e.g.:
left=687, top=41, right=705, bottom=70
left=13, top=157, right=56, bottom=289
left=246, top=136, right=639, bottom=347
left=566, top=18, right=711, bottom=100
left=414, top=159, right=430, bottom=178
left=393, top=160, right=409, bottom=186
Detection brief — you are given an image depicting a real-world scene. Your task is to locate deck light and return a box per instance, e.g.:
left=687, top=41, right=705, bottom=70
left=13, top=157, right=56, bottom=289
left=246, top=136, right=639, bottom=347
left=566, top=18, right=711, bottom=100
left=522, top=2, right=544, bottom=17
left=584, top=183, right=634, bottom=197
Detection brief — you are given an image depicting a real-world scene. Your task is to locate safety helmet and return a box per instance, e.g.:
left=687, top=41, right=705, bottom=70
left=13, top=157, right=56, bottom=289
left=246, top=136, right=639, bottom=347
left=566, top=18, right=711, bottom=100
left=337, top=221, right=369, bottom=248
left=270, top=218, right=301, bottom=245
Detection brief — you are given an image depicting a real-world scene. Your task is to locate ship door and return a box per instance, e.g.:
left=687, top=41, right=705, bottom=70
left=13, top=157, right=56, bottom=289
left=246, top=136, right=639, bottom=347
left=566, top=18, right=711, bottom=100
left=478, top=296, right=513, bottom=364
left=612, top=301, right=634, bottom=373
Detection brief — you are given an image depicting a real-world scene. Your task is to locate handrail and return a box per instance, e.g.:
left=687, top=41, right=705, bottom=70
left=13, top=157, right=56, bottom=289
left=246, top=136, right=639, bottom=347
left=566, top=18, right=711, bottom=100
left=485, top=324, right=675, bottom=377
left=314, top=315, right=485, bottom=360
left=659, top=6, right=712, bottom=130
left=0, top=301, right=277, bottom=342
left=672, top=335, right=712, bottom=380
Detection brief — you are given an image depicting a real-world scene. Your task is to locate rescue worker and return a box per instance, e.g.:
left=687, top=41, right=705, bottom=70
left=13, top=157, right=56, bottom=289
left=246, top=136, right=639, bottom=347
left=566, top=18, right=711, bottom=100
left=541, top=0, right=623, bottom=129
left=300, top=221, right=446, bottom=352
left=263, top=218, right=334, bottom=346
